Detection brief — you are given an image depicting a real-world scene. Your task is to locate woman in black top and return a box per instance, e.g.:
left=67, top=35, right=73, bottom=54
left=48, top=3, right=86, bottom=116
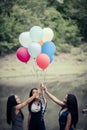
left=27, top=85, right=47, bottom=130
left=41, top=84, right=78, bottom=130
left=6, top=93, right=37, bottom=130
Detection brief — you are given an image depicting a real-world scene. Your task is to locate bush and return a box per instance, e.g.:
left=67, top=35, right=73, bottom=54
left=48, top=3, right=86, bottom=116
left=75, top=53, right=86, bottom=62
left=80, top=43, right=87, bottom=52
left=57, top=43, right=73, bottom=53
left=0, top=42, right=19, bottom=56
left=71, top=47, right=82, bottom=56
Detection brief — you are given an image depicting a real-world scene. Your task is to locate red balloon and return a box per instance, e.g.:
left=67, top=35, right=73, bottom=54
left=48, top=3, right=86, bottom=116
left=16, top=47, right=30, bottom=63
left=36, top=53, right=50, bottom=70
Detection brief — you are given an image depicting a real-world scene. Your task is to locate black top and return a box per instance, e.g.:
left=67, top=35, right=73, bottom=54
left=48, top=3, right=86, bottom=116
left=28, top=99, right=47, bottom=130
left=29, top=99, right=47, bottom=120
left=59, top=106, right=73, bottom=130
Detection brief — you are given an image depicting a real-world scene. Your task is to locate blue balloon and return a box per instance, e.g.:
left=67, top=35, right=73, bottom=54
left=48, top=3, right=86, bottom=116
left=42, top=41, right=56, bottom=57
left=49, top=55, right=54, bottom=63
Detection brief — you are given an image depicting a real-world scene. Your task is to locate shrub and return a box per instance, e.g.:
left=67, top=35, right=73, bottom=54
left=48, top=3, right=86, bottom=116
left=80, top=43, right=87, bottom=52
left=57, top=43, right=73, bottom=53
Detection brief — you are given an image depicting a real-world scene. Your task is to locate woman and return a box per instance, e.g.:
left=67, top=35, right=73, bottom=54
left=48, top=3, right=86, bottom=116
left=41, top=84, right=78, bottom=130
left=27, top=85, right=47, bottom=130
left=6, top=93, right=38, bottom=130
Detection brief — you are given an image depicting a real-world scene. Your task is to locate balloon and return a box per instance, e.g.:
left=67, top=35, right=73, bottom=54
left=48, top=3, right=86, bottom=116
left=30, top=26, right=43, bottom=42
left=49, top=55, right=54, bottom=63
left=19, top=32, right=32, bottom=48
left=39, top=40, right=44, bottom=46
left=16, top=47, right=30, bottom=63
left=28, top=42, right=41, bottom=58
left=42, top=28, right=54, bottom=42
left=36, top=53, right=50, bottom=70
left=42, top=41, right=56, bottom=57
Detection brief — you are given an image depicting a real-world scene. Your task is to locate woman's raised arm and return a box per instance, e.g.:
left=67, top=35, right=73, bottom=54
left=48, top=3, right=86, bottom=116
left=41, top=84, right=64, bottom=107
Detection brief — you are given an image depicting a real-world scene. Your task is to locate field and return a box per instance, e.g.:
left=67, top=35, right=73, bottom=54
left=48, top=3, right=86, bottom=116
left=0, top=52, right=87, bottom=130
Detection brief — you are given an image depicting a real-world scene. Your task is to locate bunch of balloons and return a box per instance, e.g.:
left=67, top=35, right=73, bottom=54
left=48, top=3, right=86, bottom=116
left=16, top=26, right=56, bottom=70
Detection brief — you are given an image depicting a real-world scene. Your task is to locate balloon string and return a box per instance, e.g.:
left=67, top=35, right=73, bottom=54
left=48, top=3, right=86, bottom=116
left=32, top=59, right=47, bottom=85
left=45, top=69, right=47, bottom=85
left=34, top=60, right=40, bottom=82
left=32, top=59, right=39, bottom=82
left=42, top=69, right=47, bottom=85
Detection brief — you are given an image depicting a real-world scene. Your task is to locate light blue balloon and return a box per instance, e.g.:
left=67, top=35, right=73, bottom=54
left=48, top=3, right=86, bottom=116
left=42, top=41, right=56, bottom=57
left=30, top=26, right=43, bottom=42
left=28, top=42, right=41, bottom=58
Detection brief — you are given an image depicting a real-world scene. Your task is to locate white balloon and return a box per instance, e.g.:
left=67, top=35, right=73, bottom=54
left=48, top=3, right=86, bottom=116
left=28, top=42, right=41, bottom=58
left=19, top=32, right=32, bottom=48
left=42, top=28, right=54, bottom=42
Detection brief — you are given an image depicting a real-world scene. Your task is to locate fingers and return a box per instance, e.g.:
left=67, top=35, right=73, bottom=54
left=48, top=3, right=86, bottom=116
left=40, top=83, right=44, bottom=90
left=40, top=83, right=47, bottom=93
left=40, top=82, right=44, bottom=87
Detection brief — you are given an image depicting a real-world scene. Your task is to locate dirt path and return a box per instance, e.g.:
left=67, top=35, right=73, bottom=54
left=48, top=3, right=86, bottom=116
left=0, top=53, right=87, bottom=130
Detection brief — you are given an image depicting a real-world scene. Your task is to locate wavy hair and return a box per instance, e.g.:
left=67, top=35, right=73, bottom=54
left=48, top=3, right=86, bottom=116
left=66, top=94, right=78, bottom=128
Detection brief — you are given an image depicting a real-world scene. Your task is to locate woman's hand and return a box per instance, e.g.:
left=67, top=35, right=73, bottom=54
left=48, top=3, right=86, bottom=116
left=40, top=83, right=47, bottom=92
left=33, top=92, right=39, bottom=98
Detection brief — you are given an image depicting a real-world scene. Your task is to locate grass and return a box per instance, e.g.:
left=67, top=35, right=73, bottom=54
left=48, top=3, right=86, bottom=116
left=0, top=52, right=87, bottom=130
left=0, top=53, right=87, bottom=78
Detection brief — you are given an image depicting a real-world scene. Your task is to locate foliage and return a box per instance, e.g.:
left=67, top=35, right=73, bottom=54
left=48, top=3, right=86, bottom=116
left=71, top=47, right=82, bottom=56
left=53, top=0, right=87, bottom=41
left=0, top=41, right=19, bottom=56
left=57, top=43, right=73, bottom=53
left=0, top=0, right=86, bottom=56
left=80, top=43, right=87, bottom=52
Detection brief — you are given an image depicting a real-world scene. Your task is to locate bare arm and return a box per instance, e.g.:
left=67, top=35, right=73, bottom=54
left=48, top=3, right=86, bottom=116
left=41, top=90, right=46, bottom=104
left=27, top=113, right=31, bottom=130
left=45, top=89, right=64, bottom=106
left=15, top=94, right=36, bottom=110
left=40, top=84, right=46, bottom=104
left=65, top=113, right=72, bottom=130
left=41, top=84, right=64, bottom=106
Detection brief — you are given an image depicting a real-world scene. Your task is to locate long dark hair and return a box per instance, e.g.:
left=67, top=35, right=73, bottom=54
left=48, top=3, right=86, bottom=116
left=6, top=95, right=17, bottom=125
left=66, top=94, right=78, bottom=128
left=28, top=88, right=38, bottom=112
left=6, top=95, right=24, bottom=125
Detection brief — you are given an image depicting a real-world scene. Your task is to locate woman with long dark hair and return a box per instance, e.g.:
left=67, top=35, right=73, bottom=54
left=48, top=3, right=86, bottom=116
left=6, top=93, right=38, bottom=130
left=27, top=86, right=47, bottom=130
left=41, top=84, right=78, bottom=130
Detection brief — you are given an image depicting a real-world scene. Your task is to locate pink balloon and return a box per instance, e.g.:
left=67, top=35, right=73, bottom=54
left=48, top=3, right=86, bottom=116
left=16, top=47, right=30, bottom=63
left=36, top=53, right=50, bottom=70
